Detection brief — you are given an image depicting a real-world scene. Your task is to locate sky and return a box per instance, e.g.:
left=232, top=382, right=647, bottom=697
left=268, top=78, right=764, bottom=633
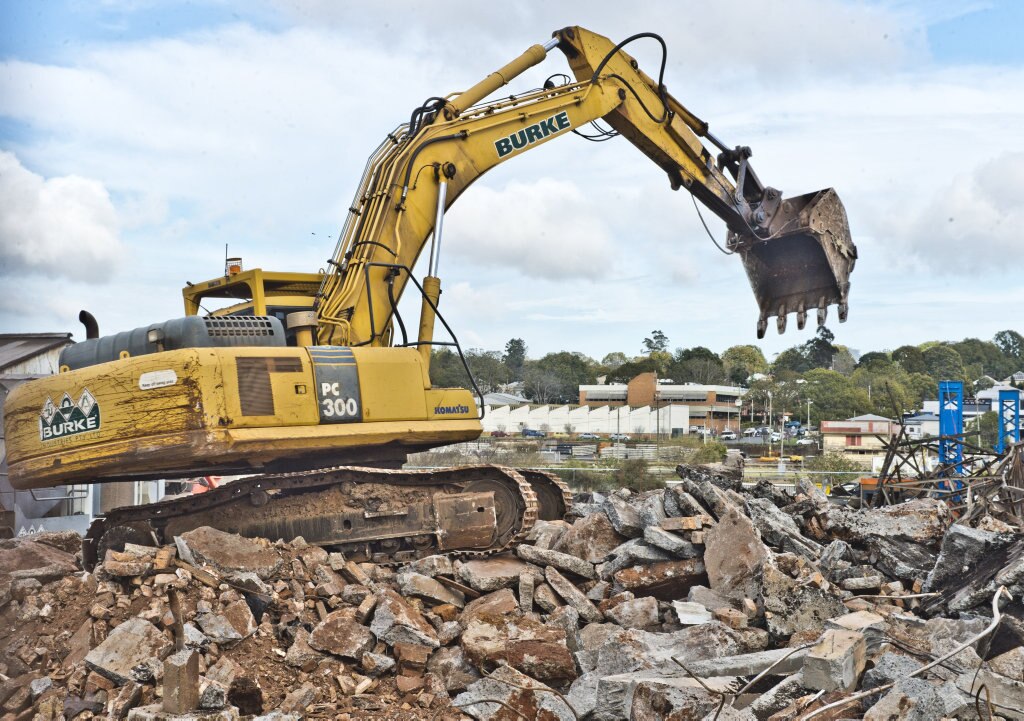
left=1, top=0, right=1022, bottom=363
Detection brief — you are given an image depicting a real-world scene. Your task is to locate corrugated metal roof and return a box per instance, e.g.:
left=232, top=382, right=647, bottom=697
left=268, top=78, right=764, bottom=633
left=0, top=333, right=73, bottom=371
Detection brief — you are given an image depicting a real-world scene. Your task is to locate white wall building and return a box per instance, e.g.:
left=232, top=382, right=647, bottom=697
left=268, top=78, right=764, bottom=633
left=482, top=403, right=690, bottom=435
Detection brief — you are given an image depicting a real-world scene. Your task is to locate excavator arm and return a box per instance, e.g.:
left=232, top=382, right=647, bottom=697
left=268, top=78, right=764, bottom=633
left=315, top=26, right=855, bottom=349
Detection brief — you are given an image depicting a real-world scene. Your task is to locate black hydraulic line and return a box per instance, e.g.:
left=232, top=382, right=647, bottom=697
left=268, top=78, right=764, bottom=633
left=386, top=270, right=409, bottom=347
left=589, top=32, right=669, bottom=124
left=361, top=262, right=485, bottom=420
left=399, top=131, right=468, bottom=207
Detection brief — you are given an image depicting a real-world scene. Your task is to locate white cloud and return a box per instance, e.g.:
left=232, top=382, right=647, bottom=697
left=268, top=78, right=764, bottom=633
left=888, top=151, right=1024, bottom=273
left=0, top=151, right=122, bottom=281
left=443, top=179, right=616, bottom=280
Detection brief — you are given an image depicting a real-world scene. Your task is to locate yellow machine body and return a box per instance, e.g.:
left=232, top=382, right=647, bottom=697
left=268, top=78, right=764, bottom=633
left=5, top=345, right=479, bottom=490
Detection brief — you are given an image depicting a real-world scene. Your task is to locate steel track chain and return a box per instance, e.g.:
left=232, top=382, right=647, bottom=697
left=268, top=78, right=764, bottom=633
left=84, top=464, right=540, bottom=568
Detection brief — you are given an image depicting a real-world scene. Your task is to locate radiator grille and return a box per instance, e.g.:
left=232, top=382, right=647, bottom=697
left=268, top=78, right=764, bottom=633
left=205, top=317, right=279, bottom=338
left=236, top=357, right=303, bottom=416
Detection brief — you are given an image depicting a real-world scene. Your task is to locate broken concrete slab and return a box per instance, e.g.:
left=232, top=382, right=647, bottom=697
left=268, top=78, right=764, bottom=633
left=642, top=525, right=700, bottom=558
left=454, top=664, right=576, bottom=721
left=196, top=600, right=256, bottom=644
left=517, top=543, right=597, bottom=579
left=545, top=566, right=602, bottom=623
left=176, top=527, right=282, bottom=580
left=604, top=596, right=659, bottom=629
left=308, top=611, right=376, bottom=660
left=369, top=588, right=439, bottom=648
left=395, top=570, right=465, bottom=608
left=760, top=563, right=846, bottom=642
left=427, top=646, right=481, bottom=693
left=602, top=495, right=644, bottom=538
left=803, top=629, right=866, bottom=692
left=85, top=617, right=174, bottom=685
left=613, top=558, right=706, bottom=601
left=458, top=588, right=519, bottom=625
left=704, top=506, right=768, bottom=603
left=552, top=512, right=626, bottom=563
left=457, top=556, right=540, bottom=593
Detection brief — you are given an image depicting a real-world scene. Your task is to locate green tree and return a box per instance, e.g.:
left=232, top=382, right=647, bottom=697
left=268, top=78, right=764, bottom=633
left=802, top=368, right=871, bottom=421
left=642, top=330, right=669, bottom=355
left=669, top=346, right=726, bottom=384
left=774, top=347, right=810, bottom=375
left=466, top=349, right=509, bottom=393
left=951, top=338, right=1013, bottom=381
left=502, top=338, right=527, bottom=380
left=606, top=357, right=659, bottom=384
left=805, top=452, right=862, bottom=487
left=721, top=345, right=767, bottom=384
left=856, top=351, right=894, bottom=372
left=893, top=345, right=926, bottom=374
left=523, top=351, right=598, bottom=404
left=922, top=345, right=968, bottom=385
left=601, top=351, right=629, bottom=369
left=805, top=326, right=838, bottom=369
left=994, top=330, right=1024, bottom=360
left=976, top=411, right=999, bottom=449
left=905, top=373, right=937, bottom=408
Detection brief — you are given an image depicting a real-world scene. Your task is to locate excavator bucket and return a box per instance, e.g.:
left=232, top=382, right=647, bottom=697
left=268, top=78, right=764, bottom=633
left=729, top=188, right=857, bottom=338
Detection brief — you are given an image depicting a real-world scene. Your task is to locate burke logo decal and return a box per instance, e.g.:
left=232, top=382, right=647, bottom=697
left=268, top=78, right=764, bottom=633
left=39, top=389, right=101, bottom=441
left=494, top=111, right=572, bottom=158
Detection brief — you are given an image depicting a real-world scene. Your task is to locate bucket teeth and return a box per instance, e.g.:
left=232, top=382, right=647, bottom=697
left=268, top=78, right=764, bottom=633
left=777, top=314, right=787, bottom=334
left=757, top=317, right=768, bottom=339
left=817, top=305, right=828, bottom=327
left=838, top=301, right=849, bottom=323
left=797, top=306, right=807, bottom=330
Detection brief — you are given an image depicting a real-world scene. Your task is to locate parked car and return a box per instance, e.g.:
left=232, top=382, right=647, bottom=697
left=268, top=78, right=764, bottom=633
left=769, top=431, right=782, bottom=442
left=577, top=432, right=601, bottom=441
left=742, top=428, right=759, bottom=437
left=796, top=437, right=816, bottom=446
left=719, top=430, right=738, bottom=441
left=491, top=430, right=508, bottom=438
left=521, top=428, right=547, bottom=438
left=609, top=433, right=631, bottom=442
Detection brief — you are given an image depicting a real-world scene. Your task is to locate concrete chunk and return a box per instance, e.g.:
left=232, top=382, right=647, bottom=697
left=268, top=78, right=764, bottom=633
left=672, top=600, right=713, bottom=625
left=545, top=567, right=602, bottom=623
left=517, top=544, right=597, bottom=579
left=85, top=617, right=173, bottom=685
left=309, top=611, right=376, bottom=660
left=803, top=629, right=866, bottom=693
left=162, top=650, right=199, bottom=714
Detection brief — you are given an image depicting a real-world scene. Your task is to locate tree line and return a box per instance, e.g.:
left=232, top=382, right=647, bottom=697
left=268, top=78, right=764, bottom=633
left=429, top=329, right=1024, bottom=422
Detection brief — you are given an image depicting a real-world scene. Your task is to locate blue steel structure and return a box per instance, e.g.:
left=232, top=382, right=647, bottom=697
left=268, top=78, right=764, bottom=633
left=938, top=381, right=964, bottom=482
left=997, top=388, right=1021, bottom=454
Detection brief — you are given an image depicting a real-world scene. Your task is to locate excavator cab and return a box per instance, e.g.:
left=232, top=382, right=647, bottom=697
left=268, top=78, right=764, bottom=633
left=728, top=188, right=856, bottom=338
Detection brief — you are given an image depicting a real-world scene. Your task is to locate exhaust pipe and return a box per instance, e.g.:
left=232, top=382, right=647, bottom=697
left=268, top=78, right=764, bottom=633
left=79, top=310, right=99, bottom=339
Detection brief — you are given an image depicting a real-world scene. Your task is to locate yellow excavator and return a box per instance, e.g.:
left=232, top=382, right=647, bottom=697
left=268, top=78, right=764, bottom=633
left=3, top=27, right=856, bottom=567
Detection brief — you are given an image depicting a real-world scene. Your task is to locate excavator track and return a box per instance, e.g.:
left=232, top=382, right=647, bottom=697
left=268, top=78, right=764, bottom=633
left=520, top=469, right=574, bottom=521
left=83, top=465, right=556, bottom=570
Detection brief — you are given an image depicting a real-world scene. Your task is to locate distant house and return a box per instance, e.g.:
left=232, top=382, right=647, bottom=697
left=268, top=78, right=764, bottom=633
left=0, top=333, right=82, bottom=538
left=1002, top=371, right=1024, bottom=386
left=820, top=414, right=897, bottom=467
left=903, top=412, right=940, bottom=439
left=0, top=333, right=73, bottom=377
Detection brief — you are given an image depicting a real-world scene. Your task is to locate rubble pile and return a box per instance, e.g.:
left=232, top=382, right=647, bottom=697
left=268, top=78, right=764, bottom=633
left=1, top=463, right=1023, bottom=720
